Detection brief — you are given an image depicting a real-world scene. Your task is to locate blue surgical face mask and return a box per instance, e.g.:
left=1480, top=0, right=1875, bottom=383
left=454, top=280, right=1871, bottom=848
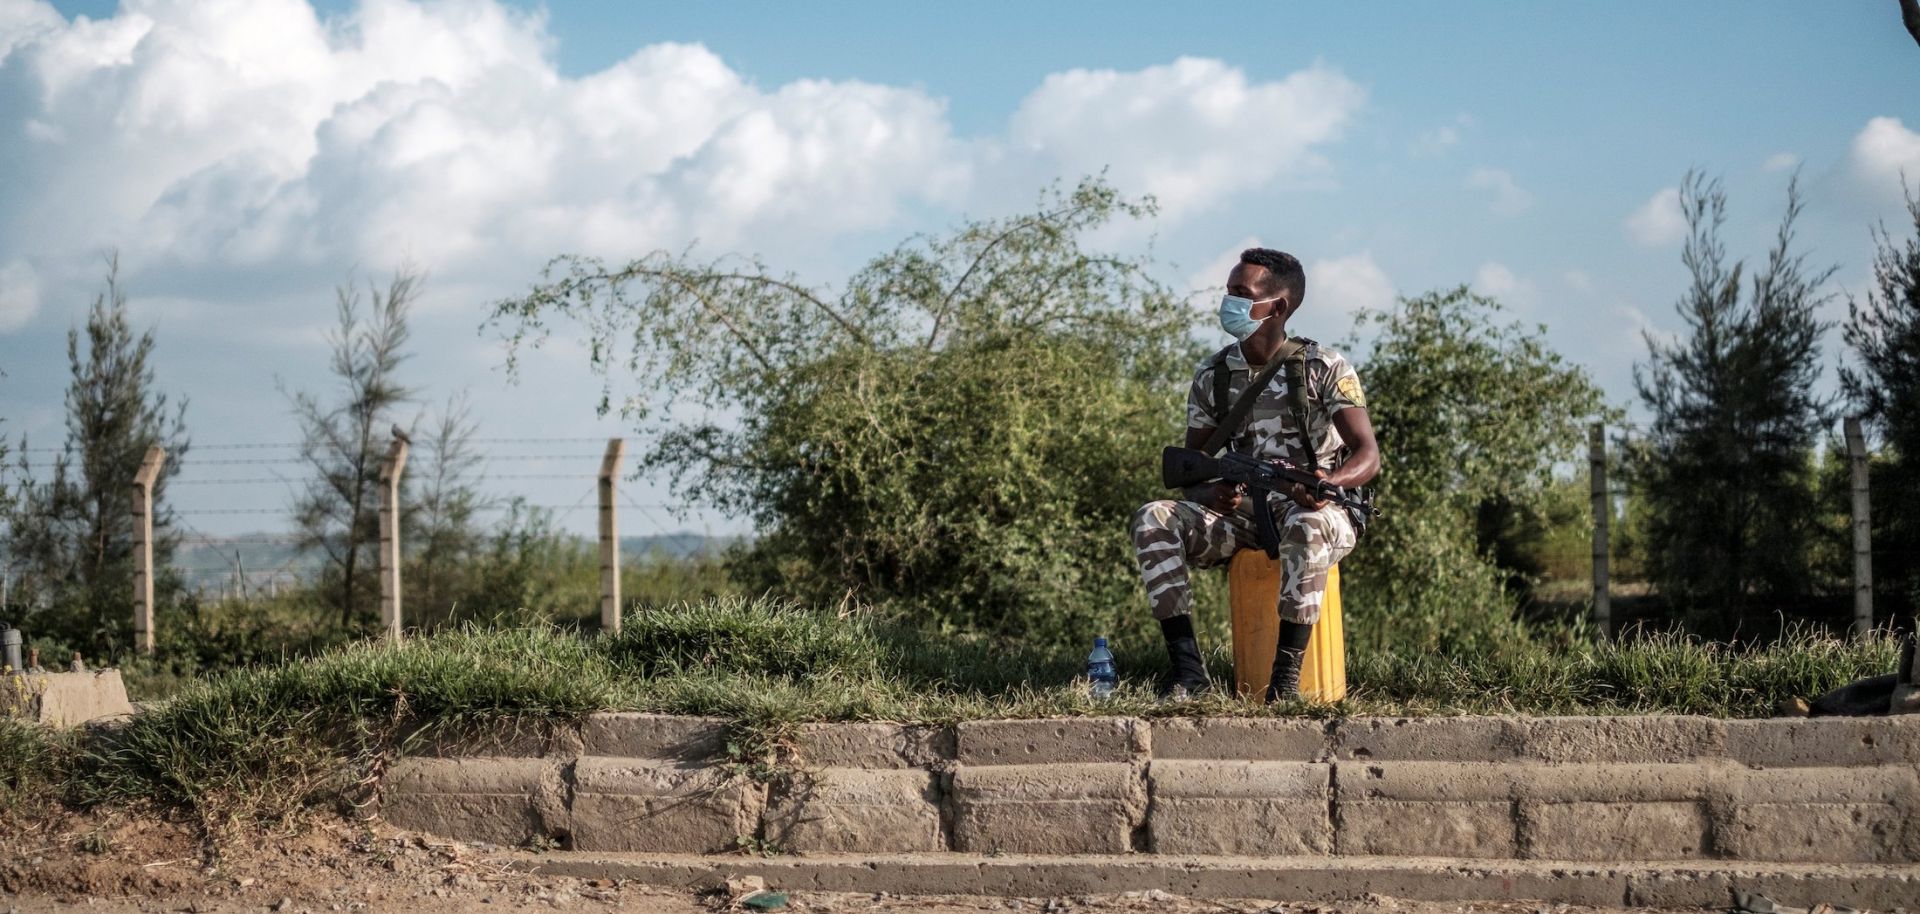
left=1218, top=293, right=1284, bottom=342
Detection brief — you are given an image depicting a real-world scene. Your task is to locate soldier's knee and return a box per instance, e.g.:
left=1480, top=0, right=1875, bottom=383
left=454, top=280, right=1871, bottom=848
left=1131, top=500, right=1181, bottom=538
left=1282, top=510, right=1333, bottom=546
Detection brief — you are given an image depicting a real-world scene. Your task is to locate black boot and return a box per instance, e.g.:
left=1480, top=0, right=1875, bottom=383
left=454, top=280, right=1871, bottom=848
left=1158, top=615, right=1211, bottom=698
left=1264, top=647, right=1304, bottom=703
left=1264, top=620, right=1314, bottom=704
left=1165, top=637, right=1211, bottom=698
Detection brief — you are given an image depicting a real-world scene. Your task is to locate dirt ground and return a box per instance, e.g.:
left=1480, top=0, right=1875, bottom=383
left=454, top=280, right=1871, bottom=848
left=0, top=811, right=1708, bottom=914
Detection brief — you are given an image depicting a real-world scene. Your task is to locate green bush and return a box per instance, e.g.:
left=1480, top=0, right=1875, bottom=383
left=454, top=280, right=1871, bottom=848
left=1342, top=288, right=1614, bottom=654
left=489, top=178, right=1197, bottom=646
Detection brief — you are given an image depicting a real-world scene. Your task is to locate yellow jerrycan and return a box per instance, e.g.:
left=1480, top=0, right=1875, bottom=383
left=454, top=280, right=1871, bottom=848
left=1227, top=550, right=1345, bottom=702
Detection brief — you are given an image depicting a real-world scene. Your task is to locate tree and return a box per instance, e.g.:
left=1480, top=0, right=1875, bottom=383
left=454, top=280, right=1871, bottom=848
left=1630, top=172, right=1834, bottom=628
left=3, top=260, right=189, bottom=654
left=489, top=178, right=1195, bottom=643
left=1341, top=287, right=1612, bottom=653
left=405, top=393, right=490, bottom=627
left=1841, top=184, right=1920, bottom=621
left=287, top=271, right=417, bottom=631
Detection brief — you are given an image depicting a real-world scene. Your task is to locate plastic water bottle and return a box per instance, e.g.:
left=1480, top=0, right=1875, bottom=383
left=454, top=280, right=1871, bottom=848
left=1087, top=636, right=1117, bottom=699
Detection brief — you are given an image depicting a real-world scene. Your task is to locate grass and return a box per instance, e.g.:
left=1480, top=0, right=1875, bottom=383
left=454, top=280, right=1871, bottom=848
left=7, top=595, right=1903, bottom=833
left=0, top=717, right=78, bottom=818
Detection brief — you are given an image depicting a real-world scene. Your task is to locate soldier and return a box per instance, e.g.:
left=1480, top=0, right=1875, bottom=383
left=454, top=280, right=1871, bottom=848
left=1131, top=248, right=1380, bottom=701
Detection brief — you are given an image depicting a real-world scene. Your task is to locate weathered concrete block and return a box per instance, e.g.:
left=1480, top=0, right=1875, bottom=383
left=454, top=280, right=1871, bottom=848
left=1522, top=716, right=1725, bottom=763
left=567, top=757, right=766, bottom=853
left=1724, top=717, right=1920, bottom=768
left=1512, top=762, right=1712, bottom=803
left=1333, top=760, right=1517, bottom=857
left=1723, top=803, right=1908, bottom=863
left=382, top=757, right=563, bottom=846
left=1625, top=870, right=1735, bottom=908
left=1718, top=766, right=1919, bottom=863
left=765, top=767, right=943, bottom=853
left=580, top=713, right=726, bottom=761
left=955, top=717, right=1145, bottom=765
left=794, top=722, right=953, bottom=769
left=1150, top=718, right=1326, bottom=761
left=1724, top=869, right=1920, bottom=912
left=1524, top=800, right=1709, bottom=860
left=1336, top=800, right=1516, bottom=858
left=1147, top=761, right=1329, bottom=856
left=1, top=670, right=133, bottom=728
left=1336, top=761, right=1521, bottom=801
left=950, top=762, right=1143, bottom=854
left=1331, top=717, right=1523, bottom=762
left=1723, top=766, right=1918, bottom=804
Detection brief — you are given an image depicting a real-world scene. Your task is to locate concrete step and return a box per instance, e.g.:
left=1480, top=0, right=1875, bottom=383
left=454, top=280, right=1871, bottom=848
left=508, top=851, right=1920, bottom=909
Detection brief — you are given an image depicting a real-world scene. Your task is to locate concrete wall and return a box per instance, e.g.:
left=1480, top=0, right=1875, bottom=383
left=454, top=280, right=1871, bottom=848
left=382, top=714, right=1920, bottom=865
left=1, top=670, right=133, bottom=728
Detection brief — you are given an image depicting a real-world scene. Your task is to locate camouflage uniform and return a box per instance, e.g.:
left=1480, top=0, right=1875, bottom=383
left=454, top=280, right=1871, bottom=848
left=1131, top=341, right=1367, bottom=625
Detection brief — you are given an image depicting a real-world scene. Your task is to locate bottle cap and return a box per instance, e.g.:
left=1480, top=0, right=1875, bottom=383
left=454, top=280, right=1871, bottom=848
left=1094, top=636, right=1108, bottom=648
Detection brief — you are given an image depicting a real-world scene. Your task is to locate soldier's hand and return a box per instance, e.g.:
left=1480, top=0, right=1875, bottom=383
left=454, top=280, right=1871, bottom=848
left=1288, top=470, right=1331, bottom=511
left=1184, top=482, right=1242, bottom=515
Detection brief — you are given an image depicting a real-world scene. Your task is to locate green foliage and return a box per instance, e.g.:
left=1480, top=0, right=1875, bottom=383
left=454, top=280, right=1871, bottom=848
left=434, top=501, right=598, bottom=627
left=489, top=178, right=1196, bottom=643
left=286, top=271, right=419, bottom=632
left=1630, top=173, right=1835, bottom=628
left=1841, top=186, right=1920, bottom=619
left=1342, top=287, right=1613, bottom=653
left=1350, top=623, right=1897, bottom=716
left=0, top=718, right=77, bottom=816
left=406, top=393, right=491, bottom=629
left=3, top=259, right=190, bottom=656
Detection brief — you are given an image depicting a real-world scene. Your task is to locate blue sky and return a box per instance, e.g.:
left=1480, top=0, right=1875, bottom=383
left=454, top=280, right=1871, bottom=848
left=2, top=0, right=1917, bottom=545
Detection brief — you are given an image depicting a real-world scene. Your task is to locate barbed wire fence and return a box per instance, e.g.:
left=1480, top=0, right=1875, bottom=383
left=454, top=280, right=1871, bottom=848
left=1580, top=417, right=1881, bottom=641
left=3, top=436, right=710, bottom=647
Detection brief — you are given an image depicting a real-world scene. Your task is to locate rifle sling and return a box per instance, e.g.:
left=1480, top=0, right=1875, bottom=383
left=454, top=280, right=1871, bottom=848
left=1201, top=338, right=1308, bottom=457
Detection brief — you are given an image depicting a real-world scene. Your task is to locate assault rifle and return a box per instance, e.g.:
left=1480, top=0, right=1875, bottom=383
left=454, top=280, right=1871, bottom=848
left=1160, top=446, right=1380, bottom=558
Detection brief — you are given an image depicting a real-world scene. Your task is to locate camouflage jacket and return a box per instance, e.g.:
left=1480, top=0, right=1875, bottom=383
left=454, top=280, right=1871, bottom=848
left=1184, top=340, right=1368, bottom=470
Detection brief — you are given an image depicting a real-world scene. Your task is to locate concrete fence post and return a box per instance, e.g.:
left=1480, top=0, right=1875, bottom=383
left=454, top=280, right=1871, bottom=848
left=131, top=446, right=167, bottom=655
left=1588, top=424, right=1610, bottom=638
left=599, top=438, right=626, bottom=635
left=1845, top=417, right=1873, bottom=640
left=378, top=434, right=410, bottom=642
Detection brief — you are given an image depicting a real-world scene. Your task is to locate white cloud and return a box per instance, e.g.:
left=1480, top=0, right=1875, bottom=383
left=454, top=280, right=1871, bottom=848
left=1309, top=252, right=1395, bottom=318
left=0, top=0, right=974, bottom=296
left=1563, top=269, right=1594, bottom=293
left=1625, top=187, right=1687, bottom=247
left=1849, top=116, right=1920, bottom=193
left=0, top=4, right=1367, bottom=324
left=0, top=259, right=40, bottom=331
left=1007, top=57, right=1364, bottom=218
left=0, top=0, right=60, bottom=61
left=1763, top=152, right=1800, bottom=172
left=1474, top=261, right=1534, bottom=305
left=1466, top=167, right=1532, bottom=216
left=1185, top=236, right=1261, bottom=301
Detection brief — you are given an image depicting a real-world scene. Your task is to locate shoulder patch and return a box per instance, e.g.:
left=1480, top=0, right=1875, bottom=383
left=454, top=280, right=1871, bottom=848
left=1336, top=374, right=1367, bottom=409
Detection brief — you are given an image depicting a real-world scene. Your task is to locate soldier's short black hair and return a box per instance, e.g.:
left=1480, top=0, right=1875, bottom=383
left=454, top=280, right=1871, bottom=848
left=1238, top=248, right=1306, bottom=307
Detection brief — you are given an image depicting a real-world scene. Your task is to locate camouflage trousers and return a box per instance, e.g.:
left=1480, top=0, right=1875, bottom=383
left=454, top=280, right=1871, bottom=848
left=1130, top=495, right=1357, bottom=625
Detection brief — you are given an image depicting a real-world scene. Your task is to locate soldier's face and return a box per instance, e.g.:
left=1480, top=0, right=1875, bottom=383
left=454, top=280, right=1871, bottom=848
left=1227, top=263, right=1290, bottom=322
